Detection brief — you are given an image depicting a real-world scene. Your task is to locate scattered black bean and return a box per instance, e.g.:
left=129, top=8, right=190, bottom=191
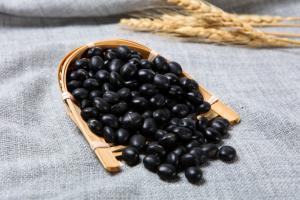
left=219, top=146, right=236, bottom=162
left=143, top=154, right=161, bottom=172
left=185, top=166, right=202, bottom=183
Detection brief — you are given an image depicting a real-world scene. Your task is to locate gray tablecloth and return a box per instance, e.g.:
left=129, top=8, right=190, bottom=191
left=0, top=0, right=299, bottom=199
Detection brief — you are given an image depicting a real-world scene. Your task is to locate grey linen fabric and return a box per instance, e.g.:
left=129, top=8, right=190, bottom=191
left=0, top=0, right=300, bottom=199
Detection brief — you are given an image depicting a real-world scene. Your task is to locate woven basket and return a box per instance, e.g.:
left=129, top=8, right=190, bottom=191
left=58, top=39, right=240, bottom=173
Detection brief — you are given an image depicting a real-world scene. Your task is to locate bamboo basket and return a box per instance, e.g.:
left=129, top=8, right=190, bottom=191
left=58, top=39, right=240, bottom=173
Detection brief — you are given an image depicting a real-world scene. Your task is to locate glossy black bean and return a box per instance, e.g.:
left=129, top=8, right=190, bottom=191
left=158, top=133, right=177, bottom=149
left=210, top=118, right=229, bottom=136
left=101, top=114, right=119, bottom=128
left=164, top=73, right=179, bottom=84
left=185, top=167, right=202, bottom=183
left=139, top=83, right=158, bottom=96
left=104, top=49, right=117, bottom=60
left=124, top=80, right=139, bottom=90
left=89, top=56, right=104, bottom=71
left=179, top=77, right=198, bottom=91
left=87, top=119, right=102, bottom=136
left=197, top=101, right=211, bottom=114
left=81, top=107, right=99, bottom=121
left=157, top=163, right=177, bottom=180
left=146, top=142, right=167, bottom=158
left=172, top=104, right=189, bottom=118
left=153, top=108, right=171, bottom=123
left=142, top=110, right=153, bottom=119
left=67, top=80, right=82, bottom=91
left=72, top=88, right=89, bottom=101
left=203, top=127, right=222, bottom=144
left=179, top=118, right=196, bottom=130
left=195, top=133, right=206, bottom=144
left=169, top=118, right=181, bottom=126
left=130, top=91, right=140, bottom=98
left=69, top=71, right=79, bottom=80
left=86, top=47, right=103, bottom=58
left=140, top=59, right=153, bottom=69
left=74, top=58, right=89, bottom=70
left=103, top=126, right=117, bottom=143
left=94, top=70, right=109, bottom=83
left=102, top=82, right=115, bottom=92
left=219, top=146, right=236, bottom=162
left=185, top=100, right=196, bottom=113
left=109, top=72, right=123, bottom=88
left=164, top=97, right=177, bottom=109
left=137, top=69, right=155, bottom=83
left=131, top=97, right=149, bottom=110
left=111, top=101, right=128, bottom=116
left=214, top=117, right=230, bottom=129
left=165, top=124, right=177, bottom=132
left=172, top=127, right=193, bottom=141
left=165, top=152, right=179, bottom=167
left=120, top=111, right=143, bottom=130
left=186, top=91, right=203, bottom=104
left=82, top=78, right=99, bottom=90
left=122, top=146, right=140, bottom=166
left=155, top=129, right=167, bottom=140
left=141, top=118, right=157, bottom=137
left=93, top=97, right=110, bottom=113
left=180, top=153, right=198, bottom=168
left=116, top=128, right=130, bottom=144
left=189, top=147, right=208, bottom=164
left=107, top=58, right=123, bottom=72
left=173, top=146, right=187, bottom=157
left=117, top=87, right=131, bottom=101
left=128, top=58, right=141, bottom=66
left=153, top=56, right=168, bottom=73
left=80, top=99, right=92, bottom=109
left=167, top=61, right=182, bottom=75
left=120, top=63, right=137, bottom=79
left=76, top=69, right=89, bottom=81
left=169, top=85, right=184, bottom=96
left=129, top=134, right=146, bottom=151
left=186, top=140, right=202, bottom=151
left=153, top=74, right=170, bottom=90
left=196, top=116, right=209, bottom=132
left=143, top=154, right=161, bottom=172
left=89, top=90, right=102, bottom=100
left=102, top=91, right=119, bottom=104
left=150, top=94, right=166, bottom=108
left=197, top=143, right=219, bottom=159
left=116, top=46, right=131, bottom=60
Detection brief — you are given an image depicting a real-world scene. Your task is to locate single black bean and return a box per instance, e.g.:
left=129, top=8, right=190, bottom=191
left=172, top=127, right=193, bottom=141
left=153, top=108, right=171, bottom=123
left=130, top=91, right=140, bottom=98
left=140, top=59, right=153, bottom=69
left=80, top=99, right=92, bottom=109
left=169, top=85, right=184, bottom=96
left=104, top=48, right=117, bottom=60
left=197, top=143, right=219, bottom=159
left=180, top=77, right=198, bottom=91
left=172, top=104, right=189, bottom=118
left=111, top=101, right=128, bottom=116
left=124, top=80, right=139, bottom=90
left=197, top=101, right=211, bottom=114
left=139, top=83, right=158, bottom=96
left=150, top=94, right=166, bottom=108
left=120, top=63, right=137, bottom=79
left=179, top=118, right=196, bottom=130
left=180, top=153, right=198, bottom=168
left=157, top=163, right=177, bottom=180
left=142, top=110, right=153, bottom=119
left=74, top=58, right=89, bottom=70
left=189, top=147, right=208, bottom=164
left=185, top=166, right=202, bottom=183
left=86, top=47, right=103, bottom=58
left=102, top=82, right=115, bottom=92
left=164, top=73, right=179, bottom=84
left=122, top=146, right=140, bottom=166
left=121, top=111, right=143, bottom=130
left=210, top=118, right=229, bottom=136
left=94, top=70, right=109, bottom=83
left=128, top=58, right=141, bottom=66
left=116, top=128, right=130, bottom=144
left=107, top=58, right=123, bottom=72
left=186, top=140, right=202, bottom=151
left=169, top=118, right=181, bottom=126
left=89, top=56, right=104, bottom=71
left=165, top=152, right=179, bottom=167
left=131, top=97, right=149, bottom=110
left=146, top=142, right=166, bottom=158
left=173, top=146, right=187, bottom=157
left=117, top=87, right=131, bottom=101
left=83, top=78, right=99, bottom=90
left=141, top=118, right=157, bottom=138
left=153, top=74, right=170, bottom=90
left=219, top=146, right=236, bottom=162
left=158, top=133, right=177, bottom=149
left=153, top=56, right=169, bottom=73
left=203, top=127, right=222, bottom=144
left=76, top=69, right=89, bottom=81
left=154, top=129, right=167, bottom=140
left=129, top=134, right=146, bottom=151
left=93, top=97, right=110, bottom=113
left=101, top=114, right=119, bottom=129
left=186, top=91, right=203, bottom=104
left=81, top=107, right=99, bottom=121
left=137, top=69, right=155, bottom=83
left=143, top=154, right=161, bottom=172
left=87, top=118, right=102, bottom=136
left=116, top=46, right=131, bottom=60
left=167, top=62, right=182, bottom=75
left=196, top=116, right=209, bottom=132
left=103, top=126, right=117, bottom=143
left=72, top=88, right=89, bottom=101
left=109, top=72, right=123, bottom=88
left=103, top=91, right=120, bottom=104
left=69, top=71, right=79, bottom=80
left=67, top=80, right=82, bottom=91
left=89, top=90, right=102, bottom=100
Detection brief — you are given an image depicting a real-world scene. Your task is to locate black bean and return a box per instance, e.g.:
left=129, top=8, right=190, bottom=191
left=142, top=110, right=153, bottom=119
left=94, top=70, right=109, bottom=83
left=179, top=118, right=196, bottom=130
left=164, top=73, right=179, bottom=84
left=197, top=143, right=219, bottom=159
left=129, top=134, right=146, bottom=151
left=131, top=97, right=149, bottom=110
left=141, top=118, right=157, bottom=138
left=143, top=154, right=161, bottom=172
left=101, top=114, right=119, bottom=128
left=165, top=152, right=179, bottom=167
left=80, top=99, right=92, bottom=109
left=103, top=126, right=116, bottom=143
left=103, top=91, right=120, bottom=104
left=150, top=94, right=166, bottom=108
left=180, top=153, right=198, bottom=168
left=111, top=101, right=128, bottom=116
left=165, top=124, right=177, bottom=132
left=169, top=85, right=184, bottom=96
left=76, top=69, right=89, bottom=81
left=167, top=62, right=182, bottom=75
left=83, top=78, right=99, bottom=90
left=139, top=83, right=158, bottom=96
left=197, top=101, right=211, bottom=114
left=186, top=91, right=203, bottom=104
left=189, top=147, right=208, bottom=164
left=89, top=56, right=104, bottom=71
left=74, top=58, right=89, bottom=70
left=109, top=72, right=123, bottom=88
left=102, top=82, right=115, bottom=92
left=116, top=46, right=131, bottom=60
left=116, top=128, right=130, bottom=144
left=121, top=111, right=143, bottom=130
left=173, top=146, right=187, bottom=157
left=203, top=127, right=222, bottom=144
left=146, top=142, right=166, bottom=158
left=219, top=146, right=236, bottom=162
left=117, top=87, right=131, bottom=101
left=155, top=129, right=167, bottom=140
left=196, top=116, right=209, bottom=132
left=153, top=74, right=170, bottom=90
left=172, top=127, right=193, bottom=141
left=186, top=140, right=202, bottom=151
left=81, top=107, right=99, bottom=121
left=104, top=48, right=117, bottom=60
left=210, top=118, right=229, bottom=136
left=153, top=56, right=168, bottom=73
left=86, top=47, right=103, bottom=58
left=180, top=77, right=198, bottom=91
left=169, top=118, right=181, bottom=126
left=67, top=80, right=82, bottom=91
left=69, top=71, right=79, bottom=80
left=87, top=119, right=102, bottom=136
left=157, top=163, right=177, bottom=180
left=93, top=97, right=110, bottom=113
left=185, top=166, right=202, bottom=183
left=165, top=97, right=177, bottom=109
left=89, top=90, right=102, bottom=100
left=122, top=147, right=140, bottom=166
left=107, top=58, right=123, bottom=72
left=120, top=63, right=137, bottom=79
left=72, top=88, right=89, bottom=101
left=137, top=69, right=155, bottom=83
left=128, top=58, right=141, bottom=66
left=130, top=91, right=140, bottom=98
left=172, top=104, right=189, bottom=118
left=158, top=133, right=177, bottom=149
left=153, top=108, right=171, bottom=123
left=124, top=80, right=139, bottom=90
left=140, top=59, right=153, bottom=69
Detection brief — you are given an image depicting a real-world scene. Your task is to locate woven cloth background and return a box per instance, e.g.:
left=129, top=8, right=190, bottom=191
left=0, top=0, right=299, bottom=199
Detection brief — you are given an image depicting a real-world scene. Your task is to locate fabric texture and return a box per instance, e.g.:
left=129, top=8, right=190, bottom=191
left=0, top=0, right=299, bottom=199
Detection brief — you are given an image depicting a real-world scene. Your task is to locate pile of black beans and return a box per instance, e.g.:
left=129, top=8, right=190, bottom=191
left=67, top=45, right=237, bottom=183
